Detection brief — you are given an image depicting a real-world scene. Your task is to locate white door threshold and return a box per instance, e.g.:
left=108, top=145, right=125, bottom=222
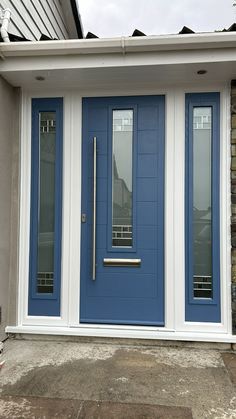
left=5, top=325, right=236, bottom=344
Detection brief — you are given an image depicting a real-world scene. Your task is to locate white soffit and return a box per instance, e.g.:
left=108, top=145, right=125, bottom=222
left=1, top=62, right=236, bottom=88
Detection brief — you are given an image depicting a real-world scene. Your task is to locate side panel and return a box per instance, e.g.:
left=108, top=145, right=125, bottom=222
left=28, top=98, right=63, bottom=316
left=185, top=92, right=221, bottom=322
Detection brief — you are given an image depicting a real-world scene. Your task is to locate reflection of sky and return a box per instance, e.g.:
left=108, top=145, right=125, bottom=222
left=193, top=108, right=211, bottom=212
left=113, top=111, right=133, bottom=191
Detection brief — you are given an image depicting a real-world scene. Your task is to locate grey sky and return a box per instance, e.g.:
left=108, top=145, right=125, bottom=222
left=78, top=0, right=235, bottom=38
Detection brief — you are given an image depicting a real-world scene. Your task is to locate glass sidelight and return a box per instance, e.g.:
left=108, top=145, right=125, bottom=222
left=28, top=98, right=63, bottom=316
left=112, top=110, right=133, bottom=247
left=185, top=93, right=220, bottom=323
left=37, top=112, right=56, bottom=294
left=192, top=107, right=212, bottom=299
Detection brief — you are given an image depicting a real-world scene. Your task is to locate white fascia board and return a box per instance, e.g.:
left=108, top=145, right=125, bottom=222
left=0, top=32, right=236, bottom=57
left=1, top=49, right=236, bottom=74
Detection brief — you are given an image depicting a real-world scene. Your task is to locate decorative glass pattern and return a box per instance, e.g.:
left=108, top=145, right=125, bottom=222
left=112, top=110, right=133, bottom=247
left=37, top=112, right=56, bottom=293
left=193, top=107, right=212, bottom=299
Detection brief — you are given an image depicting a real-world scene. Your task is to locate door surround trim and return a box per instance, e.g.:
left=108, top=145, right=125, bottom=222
left=17, top=83, right=231, bottom=337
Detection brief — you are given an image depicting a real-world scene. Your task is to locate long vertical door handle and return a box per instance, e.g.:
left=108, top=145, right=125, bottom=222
left=92, top=137, right=97, bottom=280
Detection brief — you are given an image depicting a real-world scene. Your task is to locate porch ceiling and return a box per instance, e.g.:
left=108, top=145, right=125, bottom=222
left=1, top=60, right=236, bottom=89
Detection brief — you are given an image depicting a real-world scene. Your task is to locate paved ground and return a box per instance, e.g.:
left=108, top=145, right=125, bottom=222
left=0, top=338, right=235, bottom=418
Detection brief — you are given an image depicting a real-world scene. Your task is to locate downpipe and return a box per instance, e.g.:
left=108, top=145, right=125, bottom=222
left=0, top=8, right=11, bottom=43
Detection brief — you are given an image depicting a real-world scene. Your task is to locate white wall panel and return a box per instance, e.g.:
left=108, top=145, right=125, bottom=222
left=45, top=0, right=68, bottom=39
left=0, top=0, right=69, bottom=40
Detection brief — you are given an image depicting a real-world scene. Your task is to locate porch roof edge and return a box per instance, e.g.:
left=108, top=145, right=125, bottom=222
left=0, top=31, right=236, bottom=58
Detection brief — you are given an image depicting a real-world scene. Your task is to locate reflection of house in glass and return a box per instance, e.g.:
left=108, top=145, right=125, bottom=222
left=193, top=206, right=212, bottom=298
left=112, top=156, right=132, bottom=246
left=112, top=110, right=133, bottom=247
left=37, top=114, right=56, bottom=294
left=192, top=107, right=213, bottom=299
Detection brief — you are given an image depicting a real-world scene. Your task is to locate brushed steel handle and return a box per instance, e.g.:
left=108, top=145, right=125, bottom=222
left=103, top=258, right=141, bottom=267
left=92, top=137, right=97, bottom=280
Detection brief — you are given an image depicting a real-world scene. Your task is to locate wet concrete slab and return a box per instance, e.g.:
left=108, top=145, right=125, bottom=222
left=0, top=340, right=236, bottom=419
left=0, top=397, right=192, bottom=419
left=79, top=400, right=193, bottom=418
left=222, top=352, right=236, bottom=386
left=0, top=396, right=82, bottom=419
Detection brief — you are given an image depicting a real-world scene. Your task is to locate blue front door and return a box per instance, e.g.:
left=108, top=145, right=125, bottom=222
left=80, top=96, right=165, bottom=326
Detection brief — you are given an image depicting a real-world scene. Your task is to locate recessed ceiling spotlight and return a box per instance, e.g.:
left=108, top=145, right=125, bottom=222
left=197, top=69, right=207, bottom=75
left=35, top=76, right=45, bottom=81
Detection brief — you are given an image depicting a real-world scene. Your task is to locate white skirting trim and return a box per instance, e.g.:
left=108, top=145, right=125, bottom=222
left=5, top=326, right=236, bottom=344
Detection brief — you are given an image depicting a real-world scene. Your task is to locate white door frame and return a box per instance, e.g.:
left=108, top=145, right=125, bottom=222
left=11, top=81, right=232, bottom=342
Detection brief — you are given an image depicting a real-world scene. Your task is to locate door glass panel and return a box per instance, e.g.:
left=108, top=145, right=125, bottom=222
left=193, top=107, right=212, bottom=298
left=37, top=112, right=56, bottom=293
left=112, top=110, right=133, bottom=247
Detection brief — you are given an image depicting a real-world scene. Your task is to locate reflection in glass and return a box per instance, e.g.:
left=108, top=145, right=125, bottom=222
left=37, top=112, right=56, bottom=293
left=112, top=110, right=133, bottom=247
left=193, top=107, right=212, bottom=298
